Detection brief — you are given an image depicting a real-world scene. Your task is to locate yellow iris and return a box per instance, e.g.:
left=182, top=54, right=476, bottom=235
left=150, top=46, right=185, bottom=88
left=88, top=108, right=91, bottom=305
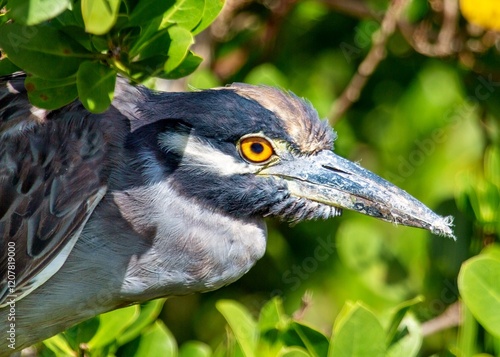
left=239, top=136, right=274, bottom=164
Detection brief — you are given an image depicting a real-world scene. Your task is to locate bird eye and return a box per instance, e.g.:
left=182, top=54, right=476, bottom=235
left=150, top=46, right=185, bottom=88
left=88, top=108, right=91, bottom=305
left=239, top=136, right=274, bottom=164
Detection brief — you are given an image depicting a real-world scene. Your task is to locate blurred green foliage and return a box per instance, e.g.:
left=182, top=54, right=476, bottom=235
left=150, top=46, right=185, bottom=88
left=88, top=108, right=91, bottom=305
left=1, top=0, right=500, bottom=356
left=0, top=0, right=222, bottom=112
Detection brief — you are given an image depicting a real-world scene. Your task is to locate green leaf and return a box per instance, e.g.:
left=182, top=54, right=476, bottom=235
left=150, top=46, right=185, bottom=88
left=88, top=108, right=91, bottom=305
left=457, top=304, right=479, bottom=357
left=130, top=28, right=171, bottom=61
left=90, top=36, right=109, bottom=52
left=162, top=51, right=202, bottom=79
left=485, top=145, right=500, bottom=187
left=57, top=28, right=93, bottom=52
left=164, top=26, right=194, bottom=73
left=179, top=341, right=213, bottom=357
left=329, top=302, right=386, bottom=357
left=42, top=334, right=75, bottom=356
left=0, top=23, right=90, bottom=79
left=458, top=251, right=500, bottom=338
left=386, top=295, right=424, bottom=346
left=62, top=317, right=100, bottom=350
left=192, top=0, right=225, bottom=35
left=280, top=347, right=312, bottom=357
left=258, top=297, right=289, bottom=333
left=386, top=315, right=422, bottom=357
left=127, top=16, right=163, bottom=57
left=128, top=55, right=168, bottom=81
left=0, top=57, right=21, bottom=76
left=187, top=68, right=220, bottom=88
left=129, top=24, right=194, bottom=80
left=25, top=75, right=78, bottom=110
left=127, top=0, right=176, bottom=27
left=120, top=320, right=177, bottom=357
left=117, top=298, right=166, bottom=346
left=216, top=300, right=258, bottom=357
left=7, top=0, right=70, bottom=25
left=53, top=5, right=85, bottom=28
left=161, top=0, right=204, bottom=31
left=482, top=243, right=500, bottom=260
left=290, top=322, right=329, bottom=357
left=468, top=178, right=500, bottom=225
left=81, top=0, right=120, bottom=35
left=77, top=61, right=116, bottom=113
left=332, top=301, right=356, bottom=333
left=87, top=305, right=139, bottom=349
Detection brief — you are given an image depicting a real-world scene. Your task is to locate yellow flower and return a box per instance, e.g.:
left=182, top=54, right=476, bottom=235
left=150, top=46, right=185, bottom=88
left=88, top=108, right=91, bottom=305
left=460, top=0, right=500, bottom=31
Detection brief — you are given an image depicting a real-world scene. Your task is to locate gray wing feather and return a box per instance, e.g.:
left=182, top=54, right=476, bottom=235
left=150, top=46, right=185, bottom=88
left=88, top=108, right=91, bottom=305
left=0, top=74, right=121, bottom=304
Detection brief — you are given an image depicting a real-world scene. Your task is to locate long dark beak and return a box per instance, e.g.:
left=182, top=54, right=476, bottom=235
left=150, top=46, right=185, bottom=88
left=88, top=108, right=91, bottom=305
left=262, top=150, right=455, bottom=239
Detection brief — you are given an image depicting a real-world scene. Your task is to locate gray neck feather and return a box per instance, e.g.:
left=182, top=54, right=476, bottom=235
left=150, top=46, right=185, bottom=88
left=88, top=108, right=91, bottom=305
left=4, top=178, right=267, bottom=350
left=112, top=178, right=268, bottom=298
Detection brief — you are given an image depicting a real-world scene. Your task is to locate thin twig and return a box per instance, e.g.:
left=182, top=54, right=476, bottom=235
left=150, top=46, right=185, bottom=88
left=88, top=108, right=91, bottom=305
left=421, top=301, right=462, bottom=336
left=328, top=0, right=410, bottom=125
left=321, top=0, right=379, bottom=20
left=400, top=0, right=459, bottom=57
left=292, top=290, right=314, bottom=320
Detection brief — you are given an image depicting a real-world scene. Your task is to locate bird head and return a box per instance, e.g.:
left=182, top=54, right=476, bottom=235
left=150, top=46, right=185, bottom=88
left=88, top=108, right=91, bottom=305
left=127, top=83, right=454, bottom=238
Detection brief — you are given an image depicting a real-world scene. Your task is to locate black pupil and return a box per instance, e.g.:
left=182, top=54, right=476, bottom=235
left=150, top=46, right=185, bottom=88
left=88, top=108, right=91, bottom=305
left=250, top=142, right=264, bottom=154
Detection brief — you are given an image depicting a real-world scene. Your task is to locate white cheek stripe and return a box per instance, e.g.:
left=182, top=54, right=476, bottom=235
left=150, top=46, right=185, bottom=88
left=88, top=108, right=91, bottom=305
left=159, top=132, right=254, bottom=176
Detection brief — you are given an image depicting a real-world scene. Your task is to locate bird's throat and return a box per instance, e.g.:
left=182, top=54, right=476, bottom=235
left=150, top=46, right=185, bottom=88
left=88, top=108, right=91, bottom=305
left=110, top=179, right=268, bottom=299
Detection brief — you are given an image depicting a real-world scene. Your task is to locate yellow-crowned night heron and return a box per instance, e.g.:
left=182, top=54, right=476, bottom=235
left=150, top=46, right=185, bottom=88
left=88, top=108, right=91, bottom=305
left=0, top=73, right=454, bottom=352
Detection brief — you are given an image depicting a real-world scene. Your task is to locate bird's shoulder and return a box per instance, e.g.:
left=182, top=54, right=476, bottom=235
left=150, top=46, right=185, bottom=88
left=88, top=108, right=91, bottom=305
left=0, top=73, right=128, bottom=304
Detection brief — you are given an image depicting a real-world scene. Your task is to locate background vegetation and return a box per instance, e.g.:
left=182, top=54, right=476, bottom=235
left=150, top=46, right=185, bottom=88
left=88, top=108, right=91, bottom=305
left=1, top=0, right=499, bottom=355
